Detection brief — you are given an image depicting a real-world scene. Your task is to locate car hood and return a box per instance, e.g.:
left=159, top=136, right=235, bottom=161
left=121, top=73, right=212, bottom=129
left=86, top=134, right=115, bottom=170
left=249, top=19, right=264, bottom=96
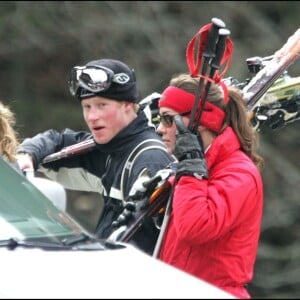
left=0, top=245, right=235, bottom=299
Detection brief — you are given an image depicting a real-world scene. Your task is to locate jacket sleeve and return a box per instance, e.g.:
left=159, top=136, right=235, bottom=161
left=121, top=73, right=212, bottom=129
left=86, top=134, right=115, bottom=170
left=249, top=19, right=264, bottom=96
left=171, top=165, right=262, bottom=244
left=18, top=128, right=92, bottom=169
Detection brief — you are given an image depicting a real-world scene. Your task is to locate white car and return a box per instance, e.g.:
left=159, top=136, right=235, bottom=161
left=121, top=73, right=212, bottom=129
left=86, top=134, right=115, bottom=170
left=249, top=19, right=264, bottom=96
left=0, top=157, right=235, bottom=299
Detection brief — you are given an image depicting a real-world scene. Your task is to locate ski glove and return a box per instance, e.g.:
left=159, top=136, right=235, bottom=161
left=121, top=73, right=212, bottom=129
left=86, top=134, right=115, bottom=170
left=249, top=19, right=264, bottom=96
left=173, top=115, right=208, bottom=180
left=175, top=158, right=208, bottom=180
left=112, top=170, right=172, bottom=229
left=112, top=201, right=136, bottom=229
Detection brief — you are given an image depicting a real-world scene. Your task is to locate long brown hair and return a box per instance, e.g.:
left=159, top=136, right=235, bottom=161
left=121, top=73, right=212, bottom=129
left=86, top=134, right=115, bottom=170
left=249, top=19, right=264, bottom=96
left=0, top=102, right=19, bottom=163
left=169, top=74, right=264, bottom=170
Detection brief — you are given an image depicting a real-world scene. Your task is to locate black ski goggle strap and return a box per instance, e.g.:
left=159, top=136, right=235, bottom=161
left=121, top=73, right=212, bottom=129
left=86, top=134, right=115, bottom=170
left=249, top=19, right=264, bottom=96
left=68, top=65, right=131, bottom=97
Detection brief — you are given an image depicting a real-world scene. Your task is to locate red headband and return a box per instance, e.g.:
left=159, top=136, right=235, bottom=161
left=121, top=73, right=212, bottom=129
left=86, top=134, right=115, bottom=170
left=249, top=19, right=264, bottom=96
left=158, top=86, right=226, bottom=132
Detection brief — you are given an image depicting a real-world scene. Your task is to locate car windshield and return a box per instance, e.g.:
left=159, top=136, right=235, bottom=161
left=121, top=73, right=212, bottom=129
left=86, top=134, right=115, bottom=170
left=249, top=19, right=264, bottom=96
left=0, top=157, right=88, bottom=245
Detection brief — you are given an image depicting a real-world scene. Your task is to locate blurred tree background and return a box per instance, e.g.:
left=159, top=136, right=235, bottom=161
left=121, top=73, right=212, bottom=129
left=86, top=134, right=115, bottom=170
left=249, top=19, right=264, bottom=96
left=0, top=1, right=299, bottom=298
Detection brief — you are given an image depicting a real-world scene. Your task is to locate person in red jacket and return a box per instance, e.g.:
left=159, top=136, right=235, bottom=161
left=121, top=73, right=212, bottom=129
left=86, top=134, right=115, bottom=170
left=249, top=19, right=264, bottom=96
left=155, top=73, right=264, bottom=299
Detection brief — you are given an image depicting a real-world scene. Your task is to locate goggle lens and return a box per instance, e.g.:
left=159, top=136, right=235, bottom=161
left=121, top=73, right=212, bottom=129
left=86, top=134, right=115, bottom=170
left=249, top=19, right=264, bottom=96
left=80, top=68, right=111, bottom=92
left=68, top=66, right=116, bottom=97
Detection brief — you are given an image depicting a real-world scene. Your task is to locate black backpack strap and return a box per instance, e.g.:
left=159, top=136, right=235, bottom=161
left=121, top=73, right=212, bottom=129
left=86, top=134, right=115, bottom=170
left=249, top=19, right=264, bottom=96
left=120, top=139, right=167, bottom=201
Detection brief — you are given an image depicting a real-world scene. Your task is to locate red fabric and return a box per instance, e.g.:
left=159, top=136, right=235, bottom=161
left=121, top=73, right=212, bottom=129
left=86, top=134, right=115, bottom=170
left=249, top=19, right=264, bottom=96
left=186, top=23, right=212, bottom=76
left=186, top=23, right=234, bottom=80
left=219, top=80, right=229, bottom=105
left=159, top=127, right=263, bottom=299
left=158, top=86, right=225, bottom=132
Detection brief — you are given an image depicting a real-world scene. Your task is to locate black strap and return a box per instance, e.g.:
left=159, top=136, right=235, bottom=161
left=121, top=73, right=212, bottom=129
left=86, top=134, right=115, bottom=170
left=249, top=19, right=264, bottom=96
left=120, top=139, right=167, bottom=201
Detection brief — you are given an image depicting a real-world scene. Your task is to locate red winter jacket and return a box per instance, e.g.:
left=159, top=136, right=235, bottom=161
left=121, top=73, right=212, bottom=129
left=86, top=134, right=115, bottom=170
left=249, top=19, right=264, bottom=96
left=159, top=127, right=263, bottom=299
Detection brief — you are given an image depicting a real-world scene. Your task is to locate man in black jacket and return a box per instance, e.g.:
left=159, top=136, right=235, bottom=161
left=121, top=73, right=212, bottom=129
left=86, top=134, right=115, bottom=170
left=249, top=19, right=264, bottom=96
left=17, top=58, right=174, bottom=254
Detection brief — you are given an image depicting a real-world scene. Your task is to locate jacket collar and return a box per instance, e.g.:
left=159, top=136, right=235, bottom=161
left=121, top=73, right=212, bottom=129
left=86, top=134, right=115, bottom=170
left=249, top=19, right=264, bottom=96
left=206, top=127, right=241, bottom=170
left=95, top=110, right=152, bottom=154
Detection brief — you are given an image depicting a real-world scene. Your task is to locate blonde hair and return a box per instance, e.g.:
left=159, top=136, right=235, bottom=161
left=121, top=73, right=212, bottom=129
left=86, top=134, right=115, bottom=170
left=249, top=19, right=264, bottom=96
left=0, top=102, right=19, bottom=162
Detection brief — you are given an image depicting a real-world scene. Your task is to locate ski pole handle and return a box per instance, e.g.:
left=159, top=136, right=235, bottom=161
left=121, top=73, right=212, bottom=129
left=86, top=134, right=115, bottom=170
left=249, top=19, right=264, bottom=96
left=192, top=28, right=230, bottom=132
left=204, top=17, right=226, bottom=60
left=210, top=28, right=230, bottom=71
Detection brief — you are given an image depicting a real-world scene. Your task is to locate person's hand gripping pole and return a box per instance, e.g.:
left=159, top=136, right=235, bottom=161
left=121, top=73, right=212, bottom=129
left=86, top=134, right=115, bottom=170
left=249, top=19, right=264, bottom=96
left=173, top=115, right=208, bottom=181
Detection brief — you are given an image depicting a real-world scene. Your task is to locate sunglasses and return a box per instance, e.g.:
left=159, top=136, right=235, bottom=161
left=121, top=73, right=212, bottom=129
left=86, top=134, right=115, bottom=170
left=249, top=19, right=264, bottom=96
left=157, top=111, right=190, bottom=128
left=68, top=65, right=131, bottom=97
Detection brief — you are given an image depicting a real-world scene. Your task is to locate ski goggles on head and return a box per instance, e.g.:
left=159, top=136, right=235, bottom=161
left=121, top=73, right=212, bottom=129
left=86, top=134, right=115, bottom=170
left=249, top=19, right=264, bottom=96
left=68, top=65, right=131, bottom=97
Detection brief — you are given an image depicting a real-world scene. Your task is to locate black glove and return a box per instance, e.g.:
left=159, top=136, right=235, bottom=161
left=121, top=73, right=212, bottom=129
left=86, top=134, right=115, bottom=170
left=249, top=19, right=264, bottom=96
left=112, top=169, right=175, bottom=229
left=173, top=115, right=208, bottom=180
left=174, top=130, right=205, bottom=160
left=175, top=158, right=208, bottom=180
left=112, top=175, right=163, bottom=229
left=112, top=201, right=136, bottom=229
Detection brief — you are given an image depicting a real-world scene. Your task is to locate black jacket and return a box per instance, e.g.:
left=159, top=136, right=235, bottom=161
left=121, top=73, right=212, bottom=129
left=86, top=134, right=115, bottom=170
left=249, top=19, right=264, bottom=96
left=18, top=110, right=174, bottom=254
